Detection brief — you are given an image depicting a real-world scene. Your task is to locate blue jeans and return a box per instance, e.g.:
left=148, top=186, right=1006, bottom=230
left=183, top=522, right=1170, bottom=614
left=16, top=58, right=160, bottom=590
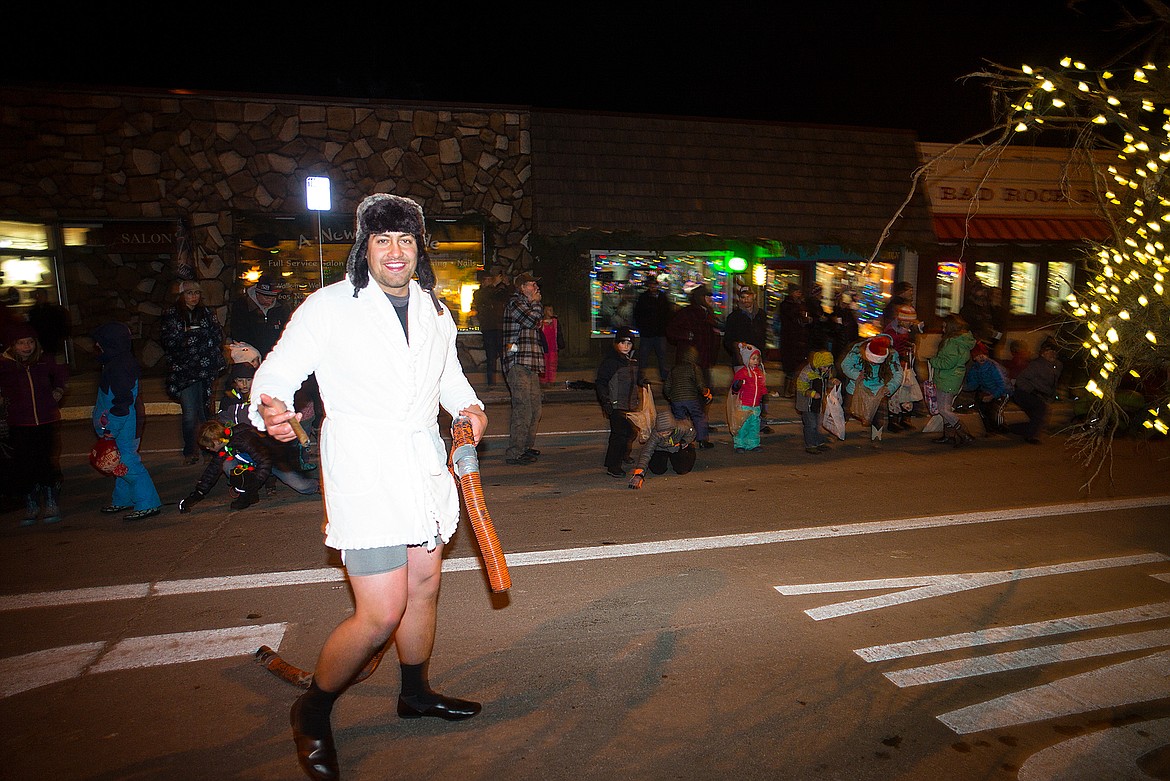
left=178, top=380, right=210, bottom=457
left=670, top=400, right=709, bottom=443
left=801, top=410, right=826, bottom=448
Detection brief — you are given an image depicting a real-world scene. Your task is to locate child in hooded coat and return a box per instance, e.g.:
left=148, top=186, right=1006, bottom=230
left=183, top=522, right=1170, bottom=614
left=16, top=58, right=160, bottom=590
left=91, top=322, right=162, bottom=521
left=663, top=345, right=712, bottom=448
left=730, top=342, right=767, bottom=452
left=795, top=346, right=835, bottom=454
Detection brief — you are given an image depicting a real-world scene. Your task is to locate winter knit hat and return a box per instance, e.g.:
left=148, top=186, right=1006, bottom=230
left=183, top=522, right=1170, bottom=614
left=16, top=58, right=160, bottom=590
left=346, top=193, right=434, bottom=297
left=864, top=335, right=892, bottom=363
left=229, top=362, right=256, bottom=380
left=896, top=304, right=918, bottom=323
left=6, top=321, right=37, bottom=343
left=178, top=280, right=203, bottom=294
left=811, top=350, right=835, bottom=369
left=738, top=342, right=761, bottom=367
left=971, top=341, right=990, bottom=358
left=615, top=327, right=635, bottom=343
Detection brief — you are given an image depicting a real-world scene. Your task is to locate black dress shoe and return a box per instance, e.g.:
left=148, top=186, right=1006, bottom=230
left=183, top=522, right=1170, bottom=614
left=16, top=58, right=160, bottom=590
left=397, top=693, right=481, bottom=721
left=291, top=695, right=339, bottom=781
left=523, top=448, right=541, bottom=457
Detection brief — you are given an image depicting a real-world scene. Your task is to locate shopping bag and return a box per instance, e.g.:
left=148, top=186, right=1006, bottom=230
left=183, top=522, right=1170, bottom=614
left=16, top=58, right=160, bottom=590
left=848, top=383, right=887, bottom=426
left=624, top=384, right=657, bottom=443
left=821, top=385, right=847, bottom=440
left=922, top=364, right=940, bottom=416
left=724, top=387, right=751, bottom=436
left=891, top=365, right=924, bottom=405
left=922, top=414, right=945, bottom=434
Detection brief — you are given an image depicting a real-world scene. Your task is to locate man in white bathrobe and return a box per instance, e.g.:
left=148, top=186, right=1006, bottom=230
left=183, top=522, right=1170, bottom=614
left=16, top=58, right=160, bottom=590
left=252, top=193, right=488, bottom=781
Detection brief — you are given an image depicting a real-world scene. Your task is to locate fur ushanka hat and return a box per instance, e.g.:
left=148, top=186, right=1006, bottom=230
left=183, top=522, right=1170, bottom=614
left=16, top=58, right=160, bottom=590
left=345, top=193, right=435, bottom=297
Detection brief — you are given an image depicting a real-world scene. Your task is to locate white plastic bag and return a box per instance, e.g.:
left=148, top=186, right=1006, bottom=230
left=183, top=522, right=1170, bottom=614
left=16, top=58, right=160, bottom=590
left=821, top=385, right=847, bottom=441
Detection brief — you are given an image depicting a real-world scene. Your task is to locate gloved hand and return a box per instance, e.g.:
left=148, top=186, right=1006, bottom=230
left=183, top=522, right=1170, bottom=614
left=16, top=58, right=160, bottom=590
left=638, top=377, right=651, bottom=388
left=731, top=379, right=744, bottom=393
left=178, top=490, right=206, bottom=513
left=628, top=469, right=645, bottom=489
left=702, top=388, right=713, bottom=405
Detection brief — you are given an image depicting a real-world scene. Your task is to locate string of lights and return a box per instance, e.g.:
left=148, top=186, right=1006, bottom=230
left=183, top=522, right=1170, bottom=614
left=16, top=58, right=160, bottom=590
left=978, top=52, right=1170, bottom=471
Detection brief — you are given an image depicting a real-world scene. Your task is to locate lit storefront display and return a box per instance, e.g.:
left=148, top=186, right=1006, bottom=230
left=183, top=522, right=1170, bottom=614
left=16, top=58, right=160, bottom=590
left=235, top=214, right=485, bottom=332
left=0, top=220, right=61, bottom=314
left=1009, top=261, right=1039, bottom=315
left=590, top=250, right=734, bottom=336
left=935, top=261, right=964, bottom=316
left=591, top=248, right=898, bottom=345
left=1045, top=261, right=1075, bottom=314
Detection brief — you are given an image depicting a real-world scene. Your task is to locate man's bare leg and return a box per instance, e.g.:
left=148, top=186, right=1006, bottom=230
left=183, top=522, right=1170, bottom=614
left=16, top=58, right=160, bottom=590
left=395, top=544, right=481, bottom=720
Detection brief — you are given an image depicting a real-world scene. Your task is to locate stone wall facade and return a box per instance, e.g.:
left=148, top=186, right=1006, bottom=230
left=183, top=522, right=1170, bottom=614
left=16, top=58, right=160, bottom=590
left=0, top=86, right=533, bottom=373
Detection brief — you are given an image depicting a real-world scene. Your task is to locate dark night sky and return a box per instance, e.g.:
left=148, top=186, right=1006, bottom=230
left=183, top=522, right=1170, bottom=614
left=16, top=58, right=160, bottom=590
left=9, top=1, right=1160, bottom=142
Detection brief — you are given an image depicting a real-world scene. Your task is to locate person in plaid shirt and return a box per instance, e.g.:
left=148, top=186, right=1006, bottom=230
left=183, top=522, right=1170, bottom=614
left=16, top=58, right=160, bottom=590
left=503, top=272, right=545, bottom=464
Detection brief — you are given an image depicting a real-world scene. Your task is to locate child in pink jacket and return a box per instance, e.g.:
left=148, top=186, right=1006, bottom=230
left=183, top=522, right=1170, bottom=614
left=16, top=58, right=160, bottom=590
left=731, top=342, right=767, bottom=452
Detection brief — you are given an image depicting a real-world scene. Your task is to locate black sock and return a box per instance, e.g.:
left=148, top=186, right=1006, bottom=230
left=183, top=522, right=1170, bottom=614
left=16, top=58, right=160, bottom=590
left=400, top=661, right=432, bottom=700
left=296, top=680, right=339, bottom=738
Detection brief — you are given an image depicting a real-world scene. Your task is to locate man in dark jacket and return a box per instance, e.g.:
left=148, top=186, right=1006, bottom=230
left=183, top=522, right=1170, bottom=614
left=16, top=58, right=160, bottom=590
left=1010, top=340, right=1063, bottom=444
left=633, top=275, right=673, bottom=382
left=229, top=275, right=290, bottom=358
left=472, top=272, right=509, bottom=387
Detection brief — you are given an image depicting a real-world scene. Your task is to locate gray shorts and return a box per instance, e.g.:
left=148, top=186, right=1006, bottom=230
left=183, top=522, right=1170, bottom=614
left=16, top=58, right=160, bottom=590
left=341, top=537, right=441, bottom=577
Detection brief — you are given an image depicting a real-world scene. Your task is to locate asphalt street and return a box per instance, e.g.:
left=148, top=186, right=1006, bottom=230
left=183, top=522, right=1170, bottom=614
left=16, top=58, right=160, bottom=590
left=2, top=391, right=1169, bottom=781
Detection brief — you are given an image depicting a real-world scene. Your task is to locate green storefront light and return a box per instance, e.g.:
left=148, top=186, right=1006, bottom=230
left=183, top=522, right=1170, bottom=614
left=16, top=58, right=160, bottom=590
left=728, top=256, right=747, bottom=272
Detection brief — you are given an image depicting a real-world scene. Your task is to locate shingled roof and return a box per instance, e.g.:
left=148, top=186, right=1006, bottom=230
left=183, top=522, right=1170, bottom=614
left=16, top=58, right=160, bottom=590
left=530, top=110, right=936, bottom=251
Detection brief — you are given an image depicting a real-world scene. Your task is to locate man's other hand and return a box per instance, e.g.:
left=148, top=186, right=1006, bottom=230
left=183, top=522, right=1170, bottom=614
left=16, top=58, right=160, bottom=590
left=257, top=393, right=300, bottom=443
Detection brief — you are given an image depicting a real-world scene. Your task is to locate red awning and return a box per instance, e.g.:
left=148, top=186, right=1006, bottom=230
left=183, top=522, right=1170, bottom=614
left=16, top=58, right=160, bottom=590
left=932, top=215, right=1112, bottom=242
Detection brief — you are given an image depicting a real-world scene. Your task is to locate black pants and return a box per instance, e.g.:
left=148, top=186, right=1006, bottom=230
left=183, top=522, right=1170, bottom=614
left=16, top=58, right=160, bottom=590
left=10, top=423, right=61, bottom=493
left=604, top=410, right=634, bottom=472
left=649, top=444, right=697, bottom=475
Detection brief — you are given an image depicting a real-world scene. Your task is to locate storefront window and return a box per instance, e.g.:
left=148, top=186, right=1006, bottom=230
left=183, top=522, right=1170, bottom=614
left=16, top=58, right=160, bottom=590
left=814, top=261, right=894, bottom=329
left=1010, top=262, right=1039, bottom=314
left=0, top=220, right=58, bottom=314
left=590, top=250, right=731, bottom=337
left=935, top=261, right=964, bottom=316
left=974, top=262, right=1002, bottom=291
left=235, top=214, right=485, bottom=332
left=1045, top=261, right=1076, bottom=314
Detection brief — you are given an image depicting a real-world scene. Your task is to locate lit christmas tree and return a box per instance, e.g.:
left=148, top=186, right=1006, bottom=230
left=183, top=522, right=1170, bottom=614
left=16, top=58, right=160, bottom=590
left=967, top=25, right=1170, bottom=477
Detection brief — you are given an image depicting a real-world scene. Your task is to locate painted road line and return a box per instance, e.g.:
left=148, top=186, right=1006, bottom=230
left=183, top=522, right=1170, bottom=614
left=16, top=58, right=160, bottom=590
left=4, top=495, right=1168, bottom=613
left=0, top=642, right=103, bottom=699
left=855, top=601, right=1170, bottom=662
left=884, top=626, right=1170, bottom=687
left=779, top=553, right=1169, bottom=621
left=938, top=648, right=1170, bottom=734
left=1017, top=716, right=1170, bottom=781
left=91, top=624, right=287, bottom=672
left=0, top=623, right=286, bottom=699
